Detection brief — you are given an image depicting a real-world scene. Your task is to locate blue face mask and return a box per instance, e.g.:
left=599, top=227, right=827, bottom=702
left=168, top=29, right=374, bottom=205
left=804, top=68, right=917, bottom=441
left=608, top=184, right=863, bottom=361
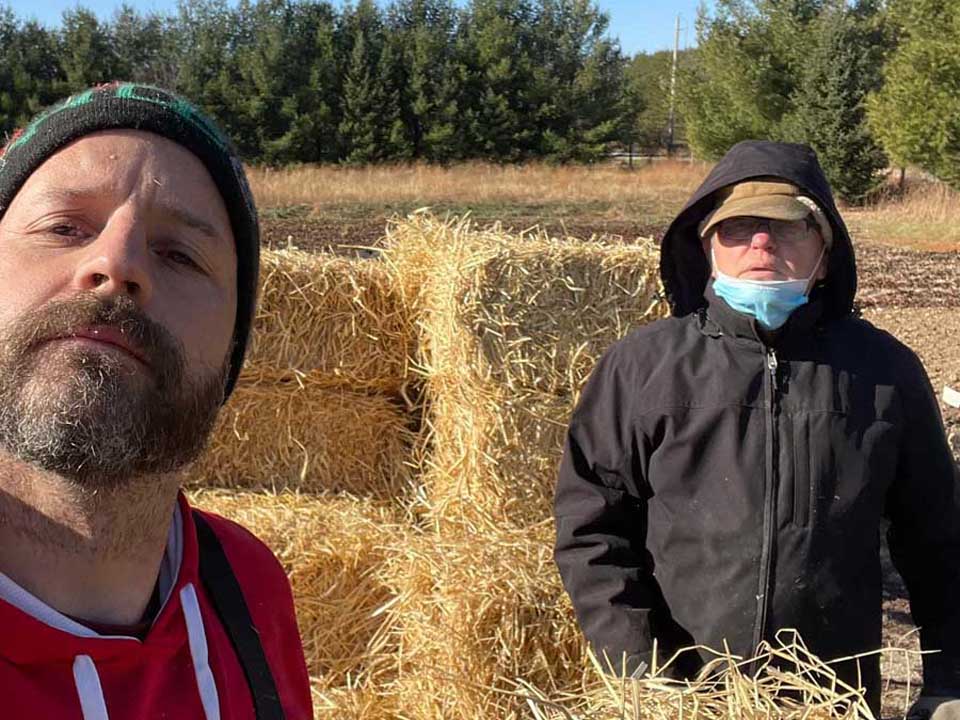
left=711, top=247, right=825, bottom=330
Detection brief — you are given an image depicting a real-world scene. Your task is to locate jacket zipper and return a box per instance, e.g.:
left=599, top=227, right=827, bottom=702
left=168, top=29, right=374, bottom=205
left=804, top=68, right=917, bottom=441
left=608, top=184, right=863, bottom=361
left=752, top=347, right=779, bottom=660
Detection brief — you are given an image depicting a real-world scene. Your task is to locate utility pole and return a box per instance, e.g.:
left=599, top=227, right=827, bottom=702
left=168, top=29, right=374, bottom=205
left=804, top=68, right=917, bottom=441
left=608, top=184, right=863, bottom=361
left=667, top=13, right=681, bottom=156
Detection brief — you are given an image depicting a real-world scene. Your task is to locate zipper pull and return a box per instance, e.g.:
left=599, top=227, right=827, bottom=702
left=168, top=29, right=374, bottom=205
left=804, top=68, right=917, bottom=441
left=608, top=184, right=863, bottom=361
left=767, top=348, right=779, bottom=393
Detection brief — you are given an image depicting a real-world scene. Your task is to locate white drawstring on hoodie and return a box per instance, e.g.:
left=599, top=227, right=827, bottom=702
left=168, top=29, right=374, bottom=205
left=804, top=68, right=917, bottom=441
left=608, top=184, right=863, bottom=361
left=71, top=584, right=220, bottom=720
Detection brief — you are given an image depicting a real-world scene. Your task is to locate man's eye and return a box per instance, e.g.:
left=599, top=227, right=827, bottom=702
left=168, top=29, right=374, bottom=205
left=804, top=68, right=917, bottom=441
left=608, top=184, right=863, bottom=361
left=49, top=224, right=82, bottom=237
left=167, top=249, right=203, bottom=270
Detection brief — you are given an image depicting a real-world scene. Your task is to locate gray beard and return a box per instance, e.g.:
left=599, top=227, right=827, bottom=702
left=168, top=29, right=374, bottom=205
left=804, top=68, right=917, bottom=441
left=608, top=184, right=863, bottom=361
left=0, top=294, right=228, bottom=488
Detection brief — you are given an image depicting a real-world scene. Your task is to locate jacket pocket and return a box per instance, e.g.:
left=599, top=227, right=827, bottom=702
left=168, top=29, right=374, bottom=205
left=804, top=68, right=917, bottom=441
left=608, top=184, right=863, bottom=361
left=792, top=417, right=812, bottom=527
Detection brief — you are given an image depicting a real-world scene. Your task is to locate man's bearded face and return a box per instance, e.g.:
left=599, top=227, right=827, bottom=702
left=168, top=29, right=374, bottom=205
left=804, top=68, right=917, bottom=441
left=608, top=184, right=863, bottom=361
left=0, top=293, right=227, bottom=487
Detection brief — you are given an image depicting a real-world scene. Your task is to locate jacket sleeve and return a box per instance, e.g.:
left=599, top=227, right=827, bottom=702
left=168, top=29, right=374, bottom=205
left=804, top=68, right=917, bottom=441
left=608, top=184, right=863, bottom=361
left=554, top=347, right=694, bottom=678
left=885, top=352, right=960, bottom=695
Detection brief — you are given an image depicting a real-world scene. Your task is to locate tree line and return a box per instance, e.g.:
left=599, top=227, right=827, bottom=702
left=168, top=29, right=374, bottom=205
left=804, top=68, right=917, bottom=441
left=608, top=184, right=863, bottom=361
left=0, top=0, right=638, bottom=164
left=679, top=0, right=960, bottom=202
left=0, top=0, right=957, bottom=202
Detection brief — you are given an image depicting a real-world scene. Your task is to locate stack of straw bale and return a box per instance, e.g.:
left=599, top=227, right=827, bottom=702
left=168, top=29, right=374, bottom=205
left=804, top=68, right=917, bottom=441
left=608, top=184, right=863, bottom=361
left=383, top=214, right=666, bottom=529
left=187, top=248, right=417, bottom=498
left=188, top=490, right=406, bottom=715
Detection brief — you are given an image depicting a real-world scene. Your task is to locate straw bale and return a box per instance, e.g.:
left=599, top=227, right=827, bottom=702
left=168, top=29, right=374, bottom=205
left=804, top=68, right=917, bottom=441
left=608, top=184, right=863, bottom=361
left=424, top=389, right=573, bottom=529
left=519, top=631, right=895, bottom=720
left=312, top=685, right=399, bottom=720
left=250, top=248, right=413, bottom=394
left=186, top=490, right=404, bottom=694
left=384, top=214, right=665, bottom=529
left=384, top=523, right=587, bottom=719
left=187, top=369, right=415, bottom=499
left=384, top=213, right=666, bottom=398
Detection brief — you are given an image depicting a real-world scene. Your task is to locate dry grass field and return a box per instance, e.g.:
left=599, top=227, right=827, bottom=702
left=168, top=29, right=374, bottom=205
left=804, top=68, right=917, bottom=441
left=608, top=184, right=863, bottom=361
left=209, top=161, right=958, bottom=719
left=248, top=160, right=960, bottom=254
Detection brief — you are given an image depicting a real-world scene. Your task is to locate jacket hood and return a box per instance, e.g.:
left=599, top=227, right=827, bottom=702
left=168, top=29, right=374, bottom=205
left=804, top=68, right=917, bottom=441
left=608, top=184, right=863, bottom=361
left=660, top=140, right=857, bottom=320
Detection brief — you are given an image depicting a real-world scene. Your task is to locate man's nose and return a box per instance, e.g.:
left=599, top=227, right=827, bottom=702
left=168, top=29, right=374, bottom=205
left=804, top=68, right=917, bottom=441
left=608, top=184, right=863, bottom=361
left=750, top=223, right=777, bottom=250
left=72, top=217, right=153, bottom=303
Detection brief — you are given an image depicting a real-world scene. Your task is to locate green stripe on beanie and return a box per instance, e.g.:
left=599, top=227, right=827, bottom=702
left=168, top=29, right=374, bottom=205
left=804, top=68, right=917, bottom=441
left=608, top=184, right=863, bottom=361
left=0, top=82, right=259, bottom=401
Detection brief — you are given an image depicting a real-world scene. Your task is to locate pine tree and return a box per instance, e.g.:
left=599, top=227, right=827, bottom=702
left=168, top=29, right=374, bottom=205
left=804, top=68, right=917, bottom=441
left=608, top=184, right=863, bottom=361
left=679, top=0, right=804, bottom=159
left=867, top=0, right=960, bottom=188
left=175, top=0, right=249, bottom=151
left=111, top=5, right=179, bottom=88
left=387, top=0, right=464, bottom=161
left=339, top=28, right=380, bottom=162
left=60, top=7, right=121, bottom=90
left=0, top=9, right=22, bottom=136
left=235, top=0, right=341, bottom=164
left=376, top=33, right=412, bottom=159
left=532, top=0, right=629, bottom=162
left=625, top=51, right=672, bottom=152
left=10, top=20, right=65, bottom=120
left=791, top=6, right=886, bottom=202
left=458, top=0, right=538, bottom=160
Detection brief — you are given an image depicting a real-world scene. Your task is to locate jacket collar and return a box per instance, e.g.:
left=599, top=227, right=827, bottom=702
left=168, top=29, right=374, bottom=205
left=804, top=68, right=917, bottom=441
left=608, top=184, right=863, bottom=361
left=702, top=281, right=825, bottom=347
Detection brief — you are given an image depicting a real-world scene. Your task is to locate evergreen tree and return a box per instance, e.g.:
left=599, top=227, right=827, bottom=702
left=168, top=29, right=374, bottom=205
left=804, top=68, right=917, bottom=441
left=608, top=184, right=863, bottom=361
left=458, top=0, right=538, bottom=160
left=679, top=0, right=807, bottom=159
left=387, top=0, right=464, bottom=161
left=532, top=0, right=629, bottom=161
left=783, top=2, right=887, bottom=202
left=867, top=0, right=960, bottom=187
left=175, top=0, right=236, bottom=118
left=60, top=7, right=121, bottom=90
left=112, top=5, right=180, bottom=88
left=0, top=9, right=24, bottom=136
left=175, top=0, right=256, bottom=155
left=10, top=20, right=65, bottom=119
left=338, top=0, right=393, bottom=162
left=234, top=0, right=341, bottom=163
left=339, top=23, right=381, bottom=162
left=625, top=51, right=672, bottom=152
left=375, top=33, right=412, bottom=159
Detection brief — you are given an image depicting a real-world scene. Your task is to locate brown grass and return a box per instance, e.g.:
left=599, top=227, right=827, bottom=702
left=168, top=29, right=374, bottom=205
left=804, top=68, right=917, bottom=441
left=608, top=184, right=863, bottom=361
left=250, top=160, right=960, bottom=253
left=847, top=173, right=960, bottom=251
left=247, top=160, right=708, bottom=209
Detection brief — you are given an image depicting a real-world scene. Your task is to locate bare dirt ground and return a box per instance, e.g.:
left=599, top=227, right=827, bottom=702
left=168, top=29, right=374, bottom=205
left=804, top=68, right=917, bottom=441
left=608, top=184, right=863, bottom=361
left=260, top=213, right=958, bottom=718
left=858, top=245, right=959, bottom=719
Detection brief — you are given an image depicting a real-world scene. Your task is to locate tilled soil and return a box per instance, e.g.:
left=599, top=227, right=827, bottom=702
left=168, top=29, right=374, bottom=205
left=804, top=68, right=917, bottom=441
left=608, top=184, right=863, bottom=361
left=856, top=244, right=960, bottom=309
left=261, top=213, right=957, bottom=717
left=859, top=249, right=959, bottom=718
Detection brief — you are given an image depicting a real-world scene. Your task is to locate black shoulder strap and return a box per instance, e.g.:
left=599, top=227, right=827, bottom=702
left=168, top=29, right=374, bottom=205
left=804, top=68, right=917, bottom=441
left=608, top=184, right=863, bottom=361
left=194, top=512, right=286, bottom=720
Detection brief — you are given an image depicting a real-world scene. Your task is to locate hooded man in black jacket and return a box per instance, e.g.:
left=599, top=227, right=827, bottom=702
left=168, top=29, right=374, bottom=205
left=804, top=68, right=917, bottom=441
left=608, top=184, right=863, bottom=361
left=554, top=141, right=960, bottom=718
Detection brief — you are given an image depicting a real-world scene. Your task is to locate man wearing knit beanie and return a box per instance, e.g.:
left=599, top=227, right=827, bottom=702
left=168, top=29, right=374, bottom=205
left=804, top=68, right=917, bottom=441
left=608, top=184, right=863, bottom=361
left=0, top=83, right=311, bottom=719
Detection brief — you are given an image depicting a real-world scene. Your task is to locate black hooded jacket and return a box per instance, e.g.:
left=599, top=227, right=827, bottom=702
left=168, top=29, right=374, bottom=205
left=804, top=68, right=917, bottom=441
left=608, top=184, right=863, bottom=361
left=554, top=141, right=960, bottom=710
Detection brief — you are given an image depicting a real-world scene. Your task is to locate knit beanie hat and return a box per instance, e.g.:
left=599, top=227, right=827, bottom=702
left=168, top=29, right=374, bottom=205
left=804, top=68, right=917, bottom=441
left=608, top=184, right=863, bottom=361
left=0, top=82, right=259, bottom=400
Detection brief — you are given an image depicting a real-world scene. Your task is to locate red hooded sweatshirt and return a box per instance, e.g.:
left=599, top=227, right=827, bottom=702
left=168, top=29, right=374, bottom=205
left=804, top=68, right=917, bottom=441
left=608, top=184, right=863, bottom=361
left=0, top=493, right=313, bottom=719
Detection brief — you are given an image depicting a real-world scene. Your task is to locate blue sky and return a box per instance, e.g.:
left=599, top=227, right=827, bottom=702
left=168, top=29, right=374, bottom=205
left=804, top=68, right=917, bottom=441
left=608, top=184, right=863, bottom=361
left=3, top=0, right=712, bottom=55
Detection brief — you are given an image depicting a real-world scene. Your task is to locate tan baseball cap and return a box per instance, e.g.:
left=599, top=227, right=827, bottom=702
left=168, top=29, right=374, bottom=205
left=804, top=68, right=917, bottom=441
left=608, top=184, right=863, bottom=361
left=699, top=180, right=833, bottom=247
